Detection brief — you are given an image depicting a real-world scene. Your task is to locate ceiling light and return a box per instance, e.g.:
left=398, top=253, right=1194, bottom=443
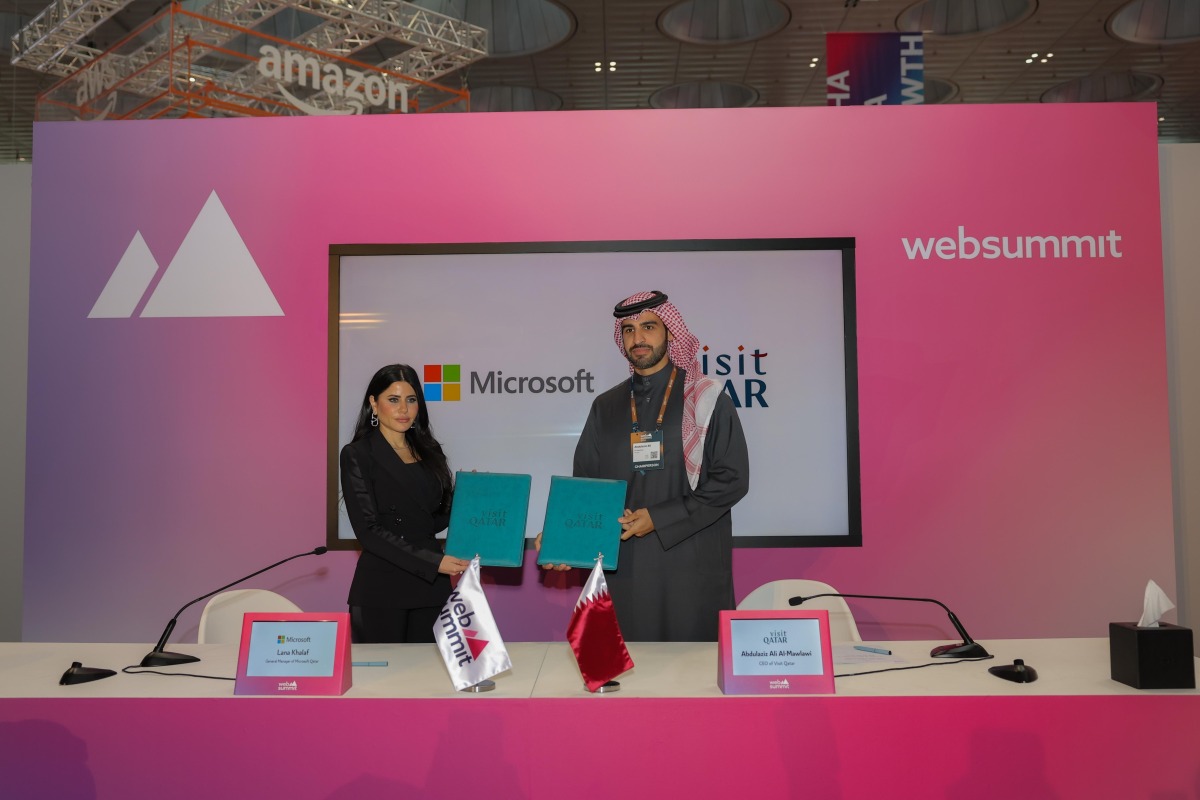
left=1111, top=0, right=1200, bottom=46
left=898, top=0, right=1035, bottom=36
left=659, top=0, right=790, bottom=45
left=467, top=86, right=564, bottom=112
left=649, top=81, right=759, bottom=109
left=1042, top=70, right=1162, bottom=103
left=456, top=0, right=572, bottom=57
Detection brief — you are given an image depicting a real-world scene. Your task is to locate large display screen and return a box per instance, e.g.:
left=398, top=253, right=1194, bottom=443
left=328, top=239, right=860, bottom=548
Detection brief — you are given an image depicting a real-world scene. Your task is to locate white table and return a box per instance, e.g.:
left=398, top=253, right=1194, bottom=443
left=2, top=639, right=1196, bottom=799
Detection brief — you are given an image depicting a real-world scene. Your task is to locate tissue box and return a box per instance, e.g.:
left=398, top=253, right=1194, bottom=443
left=1109, top=622, right=1195, bottom=689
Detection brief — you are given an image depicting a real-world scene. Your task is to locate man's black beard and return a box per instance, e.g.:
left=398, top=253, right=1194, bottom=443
left=625, top=340, right=668, bottom=371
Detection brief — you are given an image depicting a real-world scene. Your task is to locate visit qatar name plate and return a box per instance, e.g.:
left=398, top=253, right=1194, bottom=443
left=235, top=612, right=352, bottom=696
left=717, top=610, right=835, bottom=695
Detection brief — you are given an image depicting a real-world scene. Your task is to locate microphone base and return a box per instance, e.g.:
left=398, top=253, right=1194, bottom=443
left=140, top=650, right=201, bottom=668
left=930, top=641, right=990, bottom=659
left=60, top=662, right=117, bottom=685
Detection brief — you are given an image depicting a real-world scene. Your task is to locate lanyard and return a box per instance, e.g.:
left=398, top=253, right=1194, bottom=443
left=629, top=367, right=677, bottom=433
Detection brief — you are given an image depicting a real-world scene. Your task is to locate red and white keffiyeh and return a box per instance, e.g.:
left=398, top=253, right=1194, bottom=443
left=613, top=291, right=721, bottom=490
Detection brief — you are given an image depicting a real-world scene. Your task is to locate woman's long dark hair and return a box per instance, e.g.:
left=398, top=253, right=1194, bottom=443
left=351, top=364, right=452, bottom=508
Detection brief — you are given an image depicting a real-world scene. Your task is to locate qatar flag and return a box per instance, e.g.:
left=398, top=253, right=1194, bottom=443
left=567, top=561, right=634, bottom=692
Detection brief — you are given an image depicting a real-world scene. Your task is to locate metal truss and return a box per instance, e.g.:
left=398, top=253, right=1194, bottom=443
left=286, top=0, right=487, bottom=79
left=11, top=0, right=128, bottom=75
left=15, top=0, right=487, bottom=100
left=184, top=0, right=484, bottom=108
left=35, top=1, right=477, bottom=121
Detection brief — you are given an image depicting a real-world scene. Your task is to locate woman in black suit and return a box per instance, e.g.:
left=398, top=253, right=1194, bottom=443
left=341, top=364, right=470, bottom=643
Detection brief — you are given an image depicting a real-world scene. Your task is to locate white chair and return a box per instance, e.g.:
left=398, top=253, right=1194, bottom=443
left=197, top=589, right=302, bottom=644
left=736, top=579, right=862, bottom=643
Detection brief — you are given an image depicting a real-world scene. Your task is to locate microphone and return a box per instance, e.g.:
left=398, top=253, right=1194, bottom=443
left=789, top=591, right=990, bottom=659
left=139, top=546, right=328, bottom=668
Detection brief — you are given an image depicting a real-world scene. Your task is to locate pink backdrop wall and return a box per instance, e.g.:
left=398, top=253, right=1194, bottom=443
left=24, top=104, right=1173, bottom=644
left=4, top=695, right=1197, bottom=798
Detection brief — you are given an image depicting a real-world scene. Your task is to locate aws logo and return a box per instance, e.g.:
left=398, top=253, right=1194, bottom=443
left=88, top=190, right=282, bottom=319
left=701, top=345, right=769, bottom=408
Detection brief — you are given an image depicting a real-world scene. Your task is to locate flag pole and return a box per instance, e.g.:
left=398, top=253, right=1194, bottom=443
left=463, top=552, right=497, bottom=693
left=591, top=552, right=621, bottom=694
left=435, top=555, right=510, bottom=693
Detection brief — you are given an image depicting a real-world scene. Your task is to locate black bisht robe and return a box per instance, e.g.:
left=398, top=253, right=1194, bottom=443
left=573, top=364, right=750, bottom=641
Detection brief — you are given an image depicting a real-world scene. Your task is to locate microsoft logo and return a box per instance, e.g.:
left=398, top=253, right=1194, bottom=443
left=277, top=635, right=286, bottom=644
left=424, top=364, right=461, bottom=401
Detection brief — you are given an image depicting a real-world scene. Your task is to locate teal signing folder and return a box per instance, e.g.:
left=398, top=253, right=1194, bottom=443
left=445, top=471, right=531, bottom=567
left=538, top=475, right=627, bottom=570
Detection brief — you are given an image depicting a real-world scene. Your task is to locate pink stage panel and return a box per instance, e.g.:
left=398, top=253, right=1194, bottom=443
left=2, top=695, right=1197, bottom=798
left=25, top=103, right=1172, bottom=646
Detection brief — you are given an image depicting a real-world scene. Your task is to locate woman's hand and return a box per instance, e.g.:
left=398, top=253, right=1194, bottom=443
left=535, top=532, right=572, bottom=572
left=438, top=555, right=471, bottom=576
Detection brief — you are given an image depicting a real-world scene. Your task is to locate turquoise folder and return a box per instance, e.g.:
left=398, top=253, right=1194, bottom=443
left=445, top=471, right=532, bottom=567
left=538, top=475, right=627, bottom=570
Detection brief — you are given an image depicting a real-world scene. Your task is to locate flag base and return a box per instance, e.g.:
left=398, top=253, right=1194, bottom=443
left=462, top=679, right=496, bottom=693
left=592, top=680, right=621, bottom=694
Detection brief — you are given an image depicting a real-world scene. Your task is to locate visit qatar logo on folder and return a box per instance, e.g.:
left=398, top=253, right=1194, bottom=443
left=445, top=471, right=532, bottom=567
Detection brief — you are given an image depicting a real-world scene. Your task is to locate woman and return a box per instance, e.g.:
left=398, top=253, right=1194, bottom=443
left=341, top=364, right=470, bottom=643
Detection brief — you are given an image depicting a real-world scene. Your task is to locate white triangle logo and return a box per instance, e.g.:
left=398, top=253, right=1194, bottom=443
left=88, top=231, right=160, bottom=318
left=139, top=190, right=283, bottom=318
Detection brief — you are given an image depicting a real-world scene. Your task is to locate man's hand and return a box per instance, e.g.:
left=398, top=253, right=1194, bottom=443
left=534, top=531, right=572, bottom=571
left=619, top=508, right=655, bottom=540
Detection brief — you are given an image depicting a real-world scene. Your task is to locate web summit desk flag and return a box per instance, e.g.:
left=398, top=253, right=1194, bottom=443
left=433, top=557, right=512, bottom=690
left=567, top=560, right=634, bottom=692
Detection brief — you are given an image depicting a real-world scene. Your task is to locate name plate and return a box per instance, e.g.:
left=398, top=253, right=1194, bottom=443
left=235, top=612, right=352, bottom=696
left=717, top=609, right=835, bottom=695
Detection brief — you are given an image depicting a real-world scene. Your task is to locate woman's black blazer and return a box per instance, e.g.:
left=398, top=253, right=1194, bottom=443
left=340, top=429, right=451, bottom=608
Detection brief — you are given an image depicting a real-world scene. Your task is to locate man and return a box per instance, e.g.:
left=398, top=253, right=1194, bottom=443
left=566, top=290, right=750, bottom=641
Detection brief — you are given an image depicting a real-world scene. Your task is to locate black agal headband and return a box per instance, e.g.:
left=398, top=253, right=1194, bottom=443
left=613, top=290, right=668, bottom=318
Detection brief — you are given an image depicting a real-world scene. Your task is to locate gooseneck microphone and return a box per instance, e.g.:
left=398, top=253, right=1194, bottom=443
left=789, top=592, right=990, bottom=659
left=139, top=546, right=328, bottom=667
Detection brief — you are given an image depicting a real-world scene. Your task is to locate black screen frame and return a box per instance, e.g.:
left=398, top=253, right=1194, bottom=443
left=327, top=237, right=861, bottom=550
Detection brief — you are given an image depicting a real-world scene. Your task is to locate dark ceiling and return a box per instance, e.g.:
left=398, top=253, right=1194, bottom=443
left=3, top=0, right=1199, bottom=164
